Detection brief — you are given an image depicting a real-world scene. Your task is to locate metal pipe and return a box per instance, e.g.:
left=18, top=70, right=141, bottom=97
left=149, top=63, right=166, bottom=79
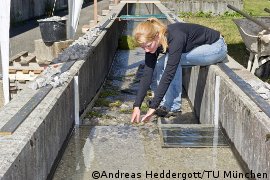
left=51, top=0, right=57, bottom=17
left=0, top=44, right=2, bottom=79
left=0, top=0, right=11, bottom=104
left=127, top=3, right=128, bottom=15
left=94, top=0, right=98, bottom=24
left=264, top=8, right=270, bottom=14
left=227, top=4, right=270, bottom=31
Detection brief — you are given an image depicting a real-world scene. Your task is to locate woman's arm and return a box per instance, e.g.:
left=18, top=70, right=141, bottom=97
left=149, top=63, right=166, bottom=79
left=131, top=52, right=158, bottom=123
left=133, top=52, right=158, bottom=108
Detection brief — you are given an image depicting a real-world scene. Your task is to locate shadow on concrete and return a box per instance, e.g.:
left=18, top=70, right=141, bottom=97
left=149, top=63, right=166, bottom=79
left=227, top=42, right=249, bottom=67
left=193, top=66, right=209, bottom=121
left=183, top=66, right=209, bottom=122
left=160, top=111, right=199, bottom=124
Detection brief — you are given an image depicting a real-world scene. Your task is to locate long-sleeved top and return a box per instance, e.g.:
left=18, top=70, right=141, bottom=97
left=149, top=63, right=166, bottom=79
left=133, top=22, right=220, bottom=109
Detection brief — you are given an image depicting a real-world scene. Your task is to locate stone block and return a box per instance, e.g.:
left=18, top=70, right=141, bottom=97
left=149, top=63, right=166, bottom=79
left=34, top=39, right=73, bottom=65
left=82, top=24, right=90, bottom=33
left=109, top=4, right=115, bottom=10
left=102, top=9, right=110, bottom=16
left=89, top=20, right=98, bottom=28
left=98, top=15, right=103, bottom=22
left=163, top=0, right=243, bottom=15
left=20, top=54, right=36, bottom=65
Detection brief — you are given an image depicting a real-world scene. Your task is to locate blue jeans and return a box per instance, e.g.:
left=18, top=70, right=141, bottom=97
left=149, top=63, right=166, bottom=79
left=153, top=37, right=227, bottom=111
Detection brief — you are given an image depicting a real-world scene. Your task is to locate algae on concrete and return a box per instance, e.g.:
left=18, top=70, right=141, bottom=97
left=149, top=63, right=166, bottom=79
left=118, top=35, right=138, bottom=50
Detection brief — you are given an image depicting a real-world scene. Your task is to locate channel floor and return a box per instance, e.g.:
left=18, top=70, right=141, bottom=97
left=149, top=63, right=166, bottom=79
left=53, top=48, right=246, bottom=180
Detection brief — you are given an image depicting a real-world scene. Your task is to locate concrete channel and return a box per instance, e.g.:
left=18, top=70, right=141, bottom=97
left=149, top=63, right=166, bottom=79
left=0, top=1, right=269, bottom=180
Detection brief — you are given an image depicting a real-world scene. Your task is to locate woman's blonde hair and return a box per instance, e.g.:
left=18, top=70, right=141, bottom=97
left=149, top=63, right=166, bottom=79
left=133, top=17, right=168, bottom=53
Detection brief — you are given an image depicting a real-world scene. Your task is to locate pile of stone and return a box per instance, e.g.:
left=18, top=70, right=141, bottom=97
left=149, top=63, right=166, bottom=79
left=53, top=26, right=101, bottom=64
left=29, top=65, right=72, bottom=89
left=29, top=25, right=103, bottom=90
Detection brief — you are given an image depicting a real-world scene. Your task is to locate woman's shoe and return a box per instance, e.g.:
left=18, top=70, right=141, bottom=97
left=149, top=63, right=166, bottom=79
left=166, top=110, right=182, bottom=117
left=155, top=106, right=169, bottom=117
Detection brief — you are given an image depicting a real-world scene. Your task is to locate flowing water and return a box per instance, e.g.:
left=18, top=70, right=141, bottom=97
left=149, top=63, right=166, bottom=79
left=52, top=48, right=247, bottom=180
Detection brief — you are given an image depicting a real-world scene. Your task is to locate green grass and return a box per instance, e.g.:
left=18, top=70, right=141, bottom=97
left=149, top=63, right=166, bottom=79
left=94, top=98, right=111, bottom=107
left=118, top=35, right=138, bottom=50
left=109, top=100, right=122, bottom=107
left=94, top=98, right=123, bottom=108
left=244, top=0, right=270, bottom=16
left=140, top=102, right=149, bottom=113
left=86, top=111, right=115, bottom=119
left=86, top=111, right=103, bottom=118
left=119, top=108, right=133, bottom=114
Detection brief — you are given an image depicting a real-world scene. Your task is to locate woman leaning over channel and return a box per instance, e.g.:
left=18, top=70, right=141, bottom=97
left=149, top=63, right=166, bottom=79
left=131, top=18, right=227, bottom=123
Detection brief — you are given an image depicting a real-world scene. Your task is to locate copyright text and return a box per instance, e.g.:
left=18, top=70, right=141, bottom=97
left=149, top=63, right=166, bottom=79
left=91, top=170, right=268, bottom=179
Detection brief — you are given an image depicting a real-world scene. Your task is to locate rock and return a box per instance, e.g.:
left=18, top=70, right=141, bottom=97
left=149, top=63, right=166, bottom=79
left=59, top=54, right=69, bottom=62
left=70, top=53, right=79, bottom=60
left=54, top=76, right=59, bottom=82
left=50, top=81, right=60, bottom=88
left=29, top=81, right=38, bottom=90
left=120, top=103, right=130, bottom=109
left=36, top=78, right=47, bottom=88
left=59, top=71, right=71, bottom=84
left=79, top=53, right=86, bottom=59
left=257, top=86, right=269, bottom=94
left=260, top=94, right=269, bottom=100
left=45, top=76, right=53, bottom=84
left=43, top=66, right=61, bottom=77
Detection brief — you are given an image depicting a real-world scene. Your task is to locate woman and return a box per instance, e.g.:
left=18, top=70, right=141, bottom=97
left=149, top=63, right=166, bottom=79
left=131, top=18, right=227, bottom=123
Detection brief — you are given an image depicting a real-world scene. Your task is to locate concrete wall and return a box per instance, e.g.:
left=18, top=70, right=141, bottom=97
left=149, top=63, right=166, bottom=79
left=0, top=80, right=3, bottom=108
left=162, top=0, right=243, bottom=15
left=182, top=56, right=270, bottom=175
left=0, top=81, right=75, bottom=179
left=145, top=3, right=162, bottom=14
left=182, top=66, right=215, bottom=123
left=78, top=19, right=125, bottom=113
left=0, top=3, right=126, bottom=179
left=10, top=0, right=68, bottom=23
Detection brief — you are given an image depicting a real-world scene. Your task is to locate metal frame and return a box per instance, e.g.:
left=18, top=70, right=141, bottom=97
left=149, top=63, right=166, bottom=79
left=0, top=44, right=2, bottom=79
left=118, top=14, right=166, bottom=20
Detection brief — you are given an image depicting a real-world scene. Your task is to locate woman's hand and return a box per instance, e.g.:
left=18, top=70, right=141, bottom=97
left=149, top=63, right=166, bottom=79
left=141, top=108, right=156, bottom=122
left=131, top=107, right=141, bottom=123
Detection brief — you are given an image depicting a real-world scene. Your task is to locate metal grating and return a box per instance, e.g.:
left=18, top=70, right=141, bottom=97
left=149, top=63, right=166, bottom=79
left=160, top=125, right=229, bottom=148
left=118, top=14, right=167, bottom=20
